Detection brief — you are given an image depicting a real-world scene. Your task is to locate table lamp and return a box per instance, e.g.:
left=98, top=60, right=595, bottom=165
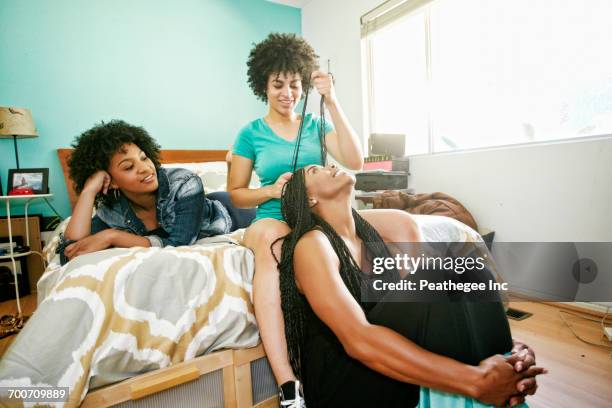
left=0, top=107, right=38, bottom=169
left=0, top=107, right=37, bottom=337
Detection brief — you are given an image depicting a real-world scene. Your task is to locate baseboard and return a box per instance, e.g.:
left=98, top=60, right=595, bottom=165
left=509, top=292, right=610, bottom=317
left=542, top=302, right=608, bottom=318
left=568, top=302, right=611, bottom=315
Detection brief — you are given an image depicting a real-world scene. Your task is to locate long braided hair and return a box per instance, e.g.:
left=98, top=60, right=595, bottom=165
left=274, top=169, right=397, bottom=378
left=272, top=54, right=392, bottom=378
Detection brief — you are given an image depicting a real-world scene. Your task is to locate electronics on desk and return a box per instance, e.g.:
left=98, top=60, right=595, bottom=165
left=0, top=261, right=31, bottom=300
left=0, top=242, right=17, bottom=251
left=0, top=240, right=29, bottom=258
left=369, top=133, right=406, bottom=157
left=355, top=170, right=408, bottom=191
left=364, top=155, right=392, bottom=171
left=0, top=237, right=31, bottom=301
left=363, top=156, right=410, bottom=172
left=358, top=157, right=410, bottom=191
left=360, top=133, right=410, bottom=191
left=391, top=157, right=410, bottom=173
left=0, top=242, right=16, bottom=257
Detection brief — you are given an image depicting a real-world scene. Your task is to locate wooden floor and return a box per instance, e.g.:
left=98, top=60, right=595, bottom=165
left=508, top=302, right=612, bottom=408
left=0, top=294, right=37, bottom=357
left=1, top=296, right=611, bottom=407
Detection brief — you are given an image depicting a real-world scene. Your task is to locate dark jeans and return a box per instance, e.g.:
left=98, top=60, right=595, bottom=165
left=207, top=191, right=256, bottom=231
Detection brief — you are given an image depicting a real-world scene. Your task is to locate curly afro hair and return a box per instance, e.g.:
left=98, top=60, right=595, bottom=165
left=247, top=32, right=319, bottom=102
left=68, top=120, right=161, bottom=207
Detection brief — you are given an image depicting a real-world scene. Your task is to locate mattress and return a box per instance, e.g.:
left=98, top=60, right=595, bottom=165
left=0, top=231, right=260, bottom=407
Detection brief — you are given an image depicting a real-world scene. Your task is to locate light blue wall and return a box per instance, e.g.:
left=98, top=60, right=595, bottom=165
left=0, top=0, right=301, bottom=218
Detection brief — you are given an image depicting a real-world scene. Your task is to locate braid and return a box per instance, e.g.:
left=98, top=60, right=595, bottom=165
left=290, top=91, right=328, bottom=172
left=319, top=96, right=328, bottom=167
left=273, top=169, right=396, bottom=379
left=272, top=170, right=314, bottom=374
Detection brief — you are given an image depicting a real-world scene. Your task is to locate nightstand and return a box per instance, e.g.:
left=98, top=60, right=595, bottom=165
left=0, top=193, right=52, bottom=336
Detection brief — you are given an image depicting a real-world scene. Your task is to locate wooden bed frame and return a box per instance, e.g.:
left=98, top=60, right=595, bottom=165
left=56, top=148, right=278, bottom=408
left=81, top=344, right=277, bottom=408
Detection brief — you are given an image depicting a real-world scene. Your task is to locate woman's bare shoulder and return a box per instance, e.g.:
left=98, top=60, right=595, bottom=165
left=294, top=229, right=341, bottom=267
left=359, top=209, right=420, bottom=242
left=296, top=229, right=333, bottom=252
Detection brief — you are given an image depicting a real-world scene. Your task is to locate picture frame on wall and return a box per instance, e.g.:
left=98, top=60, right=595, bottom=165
left=7, top=168, right=49, bottom=194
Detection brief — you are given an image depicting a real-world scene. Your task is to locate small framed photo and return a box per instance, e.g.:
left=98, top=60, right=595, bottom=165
left=7, top=168, right=49, bottom=194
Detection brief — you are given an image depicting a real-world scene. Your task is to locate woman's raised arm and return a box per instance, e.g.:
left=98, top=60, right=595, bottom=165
left=65, top=170, right=110, bottom=241
left=311, top=71, right=364, bottom=170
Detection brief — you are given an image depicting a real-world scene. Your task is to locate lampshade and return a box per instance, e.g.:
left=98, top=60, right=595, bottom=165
left=0, top=107, right=38, bottom=139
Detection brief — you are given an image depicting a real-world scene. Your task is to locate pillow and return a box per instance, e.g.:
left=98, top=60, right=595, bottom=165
left=162, top=162, right=260, bottom=194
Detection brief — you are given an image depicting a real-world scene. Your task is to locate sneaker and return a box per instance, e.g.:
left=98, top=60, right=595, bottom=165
left=279, top=380, right=306, bottom=408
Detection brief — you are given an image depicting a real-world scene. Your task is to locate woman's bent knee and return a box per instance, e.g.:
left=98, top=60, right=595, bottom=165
left=244, top=218, right=290, bottom=250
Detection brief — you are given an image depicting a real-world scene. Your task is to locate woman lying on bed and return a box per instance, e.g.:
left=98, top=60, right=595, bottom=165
left=276, top=164, right=546, bottom=407
left=60, top=120, right=254, bottom=264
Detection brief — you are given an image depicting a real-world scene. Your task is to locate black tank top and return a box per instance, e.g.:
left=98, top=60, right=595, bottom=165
left=298, top=268, right=512, bottom=407
left=299, top=294, right=420, bottom=407
left=295, top=229, right=512, bottom=406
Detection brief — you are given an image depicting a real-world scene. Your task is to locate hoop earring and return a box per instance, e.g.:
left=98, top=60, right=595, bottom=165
left=113, top=189, right=120, bottom=200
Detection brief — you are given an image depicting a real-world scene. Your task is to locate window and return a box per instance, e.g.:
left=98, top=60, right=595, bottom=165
left=362, top=0, right=612, bottom=155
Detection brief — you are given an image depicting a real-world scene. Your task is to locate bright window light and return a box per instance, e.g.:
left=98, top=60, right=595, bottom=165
left=364, top=0, right=612, bottom=154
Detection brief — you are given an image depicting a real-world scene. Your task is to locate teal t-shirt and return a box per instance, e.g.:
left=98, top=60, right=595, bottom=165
left=233, top=113, right=334, bottom=222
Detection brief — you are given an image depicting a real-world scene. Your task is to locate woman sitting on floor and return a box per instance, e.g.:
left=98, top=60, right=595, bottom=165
left=275, top=164, right=546, bottom=407
left=60, top=120, right=254, bottom=264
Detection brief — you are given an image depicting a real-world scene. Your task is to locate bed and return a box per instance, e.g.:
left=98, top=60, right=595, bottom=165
left=0, top=149, right=277, bottom=408
left=0, top=149, right=494, bottom=408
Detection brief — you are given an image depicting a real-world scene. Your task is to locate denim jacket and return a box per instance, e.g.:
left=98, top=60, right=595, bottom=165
left=59, top=167, right=232, bottom=264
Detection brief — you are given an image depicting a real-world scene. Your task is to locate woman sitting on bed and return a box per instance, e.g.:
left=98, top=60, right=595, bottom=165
left=60, top=120, right=253, bottom=264
left=276, top=164, right=546, bottom=407
left=228, top=32, right=364, bottom=406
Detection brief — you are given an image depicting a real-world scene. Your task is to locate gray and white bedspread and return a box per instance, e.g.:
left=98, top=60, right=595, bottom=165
left=0, top=231, right=259, bottom=407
